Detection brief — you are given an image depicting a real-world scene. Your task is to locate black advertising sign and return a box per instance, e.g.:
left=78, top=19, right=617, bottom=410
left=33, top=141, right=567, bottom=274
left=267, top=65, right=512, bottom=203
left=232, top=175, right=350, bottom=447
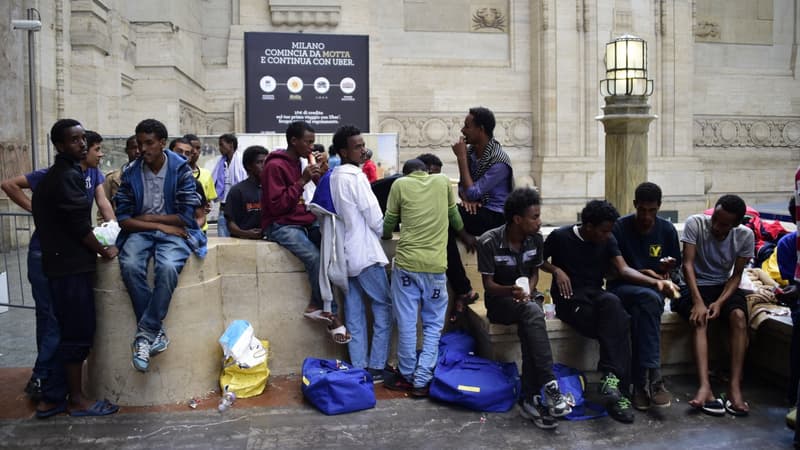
left=244, top=32, right=369, bottom=133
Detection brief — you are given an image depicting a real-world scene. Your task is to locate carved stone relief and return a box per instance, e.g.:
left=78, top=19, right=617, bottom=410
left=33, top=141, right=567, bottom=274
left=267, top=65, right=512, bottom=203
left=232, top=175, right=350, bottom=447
left=379, top=114, right=531, bottom=148
left=179, top=102, right=208, bottom=135
left=0, top=142, right=31, bottom=183
left=268, top=0, right=341, bottom=27
left=693, top=117, right=800, bottom=147
left=694, top=20, right=720, bottom=40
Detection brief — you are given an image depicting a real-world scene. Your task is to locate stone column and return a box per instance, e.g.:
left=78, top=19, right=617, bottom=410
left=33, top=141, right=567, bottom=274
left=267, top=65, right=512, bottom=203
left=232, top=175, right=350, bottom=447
left=597, top=95, right=656, bottom=215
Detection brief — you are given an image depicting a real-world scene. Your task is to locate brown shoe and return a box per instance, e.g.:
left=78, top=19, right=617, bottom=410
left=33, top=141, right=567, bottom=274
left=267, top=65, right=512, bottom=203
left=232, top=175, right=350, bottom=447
left=650, top=381, right=672, bottom=408
left=632, top=386, right=650, bottom=411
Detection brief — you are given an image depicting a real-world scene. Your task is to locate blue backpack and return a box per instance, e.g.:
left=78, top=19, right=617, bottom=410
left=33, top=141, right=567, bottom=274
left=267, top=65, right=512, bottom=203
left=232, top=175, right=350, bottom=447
left=430, top=350, right=521, bottom=412
left=541, top=363, right=607, bottom=420
left=301, top=358, right=376, bottom=415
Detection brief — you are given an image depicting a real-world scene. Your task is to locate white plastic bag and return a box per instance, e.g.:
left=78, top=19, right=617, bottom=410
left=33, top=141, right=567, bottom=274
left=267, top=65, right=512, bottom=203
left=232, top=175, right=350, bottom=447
left=219, top=320, right=266, bottom=368
left=93, top=220, right=121, bottom=246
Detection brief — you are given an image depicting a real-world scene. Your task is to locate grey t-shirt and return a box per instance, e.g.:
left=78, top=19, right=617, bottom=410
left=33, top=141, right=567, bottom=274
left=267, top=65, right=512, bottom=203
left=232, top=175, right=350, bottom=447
left=681, top=214, right=754, bottom=286
left=141, top=160, right=167, bottom=216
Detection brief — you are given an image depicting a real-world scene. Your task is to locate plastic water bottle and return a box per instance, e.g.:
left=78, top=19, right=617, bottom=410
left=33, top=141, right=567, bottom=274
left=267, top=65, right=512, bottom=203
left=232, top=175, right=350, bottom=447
left=543, top=290, right=556, bottom=320
left=218, top=390, right=236, bottom=413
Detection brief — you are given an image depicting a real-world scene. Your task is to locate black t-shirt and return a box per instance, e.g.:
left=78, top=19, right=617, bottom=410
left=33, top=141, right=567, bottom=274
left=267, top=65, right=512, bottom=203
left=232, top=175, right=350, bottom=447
left=608, top=214, right=681, bottom=287
left=224, top=177, right=262, bottom=230
left=477, top=224, right=544, bottom=303
left=543, top=225, right=621, bottom=298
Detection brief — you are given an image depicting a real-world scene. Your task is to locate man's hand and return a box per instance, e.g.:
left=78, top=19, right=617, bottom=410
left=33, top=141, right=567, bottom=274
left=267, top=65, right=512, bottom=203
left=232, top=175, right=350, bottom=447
left=690, top=302, right=709, bottom=327
left=554, top=268, right=573, bottom=299
left=776, top=285, right=799, bottom=304
left=458, top=232, right=477, bottom=253
left=707, top=301, right=722, bottom=320
left=654, top=279, right=680, bottom=298
left=462, top=200, right=482, bottom=215
left=511, top=285, right=529, bottom=303
left=100, top=245, right=119, bottom=260
left=243, top=228, right=263, bottom=240
left=659, top=256, right=677, bottom=274
left=451, top=137, right=468, bottom=159
left=160, top=224, right=187, bottom=238
left=301, top=164, right=320, bottom=184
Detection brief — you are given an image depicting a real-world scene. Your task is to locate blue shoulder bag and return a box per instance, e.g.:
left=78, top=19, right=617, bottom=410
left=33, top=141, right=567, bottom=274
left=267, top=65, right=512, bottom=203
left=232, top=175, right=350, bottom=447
left=301, top=358, right=376, bottom=415
left=430, top=350, right=520, bottom=412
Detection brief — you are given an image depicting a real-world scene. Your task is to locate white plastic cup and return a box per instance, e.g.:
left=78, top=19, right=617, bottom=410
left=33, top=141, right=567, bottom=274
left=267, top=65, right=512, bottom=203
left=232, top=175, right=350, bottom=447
left=515, top=277, right=530, bottom=295
left=544, top=303, right=556, bottom=320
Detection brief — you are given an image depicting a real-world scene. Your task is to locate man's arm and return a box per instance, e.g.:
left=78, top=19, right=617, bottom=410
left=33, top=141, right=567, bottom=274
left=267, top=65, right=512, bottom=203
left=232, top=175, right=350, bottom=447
left=452, top=137, right=475, bottom=189
left=540, top=261, right=573, bottom=299
left=612, top=255, right=672, bottom=295
left=263, top=163, right=314, bottom=217
left=1, top=175, right=32, bottom=212
left=682, top=242, right=709, bottom=326
left=94, top=184, right=116, bottom=222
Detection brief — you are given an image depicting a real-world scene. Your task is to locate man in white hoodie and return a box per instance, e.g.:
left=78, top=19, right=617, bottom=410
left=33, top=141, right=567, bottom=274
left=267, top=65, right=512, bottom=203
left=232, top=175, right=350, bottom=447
left=328, top=125, right=394, bottom=382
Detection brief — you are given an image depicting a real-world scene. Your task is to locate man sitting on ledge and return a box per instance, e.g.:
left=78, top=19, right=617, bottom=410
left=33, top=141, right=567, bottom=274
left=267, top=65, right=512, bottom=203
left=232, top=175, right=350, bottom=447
left=116, top=119, right=204, bottom=372
left=477, top=187, right=572, bottom=429
left=674, top=194, right=753, bottom=416
left=542, top=199, right=675, bottom=424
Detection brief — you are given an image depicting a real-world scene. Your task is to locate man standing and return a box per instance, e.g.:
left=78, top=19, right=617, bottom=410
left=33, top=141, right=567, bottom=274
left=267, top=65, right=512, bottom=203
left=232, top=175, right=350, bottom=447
left=674, top=195, right=753, bottom=416
left=608, top=182, right=680, bottom=410
left=327, top=125, right=394, bottom=380
left=382, top=159, right=471, bottom=396
left=447, top=106, right=512, bottom=322
left=31, top=119, right=119, bottom=417
left=477, top=187, right=571, bottom=429
left=542, top=200, right=674, bottom=423
left=224, top=145, right=268, bottom=239
left=100, top=135, right=139, bottom=223
left=3, top=128, right=114, bottom=402
left=261, top=121, right=348, bottom=343
left=183, top=133, right=218, bottom=234
left=361, top=148, right=378, bottom=183
left=116, top=119, right=204, bottom=372
left=213, top=133, right=246, bottom=237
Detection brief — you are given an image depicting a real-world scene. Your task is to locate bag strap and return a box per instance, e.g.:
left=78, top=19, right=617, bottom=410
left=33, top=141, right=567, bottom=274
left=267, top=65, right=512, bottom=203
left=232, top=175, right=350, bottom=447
left=565, top=401, right=608, bottom=421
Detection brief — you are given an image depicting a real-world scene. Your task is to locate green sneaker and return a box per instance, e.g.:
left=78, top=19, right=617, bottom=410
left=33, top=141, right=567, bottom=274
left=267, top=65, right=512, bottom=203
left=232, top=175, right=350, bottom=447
left=599, top=373, right=622, bottom=402
left=608, top=396, right=635, bottom=423
left=787, top=407, right=797, bottom=430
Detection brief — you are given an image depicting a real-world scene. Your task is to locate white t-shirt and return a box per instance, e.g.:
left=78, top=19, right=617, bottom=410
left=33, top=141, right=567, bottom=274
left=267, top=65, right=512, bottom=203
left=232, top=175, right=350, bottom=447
left=681, top=214, right=754, bottom=286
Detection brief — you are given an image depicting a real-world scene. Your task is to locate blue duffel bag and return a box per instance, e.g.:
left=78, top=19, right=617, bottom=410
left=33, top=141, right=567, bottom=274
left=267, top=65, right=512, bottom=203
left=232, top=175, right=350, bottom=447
left=301, top=358, right=376, bottom=415
left=429, top=350, right=520, bottom=412
left=438, top=330, right=476, bottom=357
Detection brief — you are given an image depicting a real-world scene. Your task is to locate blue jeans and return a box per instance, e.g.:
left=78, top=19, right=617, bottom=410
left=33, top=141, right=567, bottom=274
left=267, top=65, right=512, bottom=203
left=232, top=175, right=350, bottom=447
left=119, top=231, right=191, bottom=342
left=217, top=209, right=231, bottom=237
left=610, top=283, right=664, bottom=387
left=344, top=264, right=393, bottom=369
left=265, top=222, right=330, bottom=311
left=27, top=249, right=59, bottom=381
left=391, top=266, right=448, bottom=388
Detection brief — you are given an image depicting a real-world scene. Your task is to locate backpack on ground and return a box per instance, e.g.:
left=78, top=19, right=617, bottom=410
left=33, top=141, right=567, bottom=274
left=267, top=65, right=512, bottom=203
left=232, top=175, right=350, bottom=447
left=301, top=358, right=376, bottom=415
left=430, top=350, right=520, bottom=412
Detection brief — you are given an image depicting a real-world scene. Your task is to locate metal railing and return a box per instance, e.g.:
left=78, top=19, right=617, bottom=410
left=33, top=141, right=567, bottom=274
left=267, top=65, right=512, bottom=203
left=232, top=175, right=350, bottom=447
left=0, top=212, right=34, bottom=309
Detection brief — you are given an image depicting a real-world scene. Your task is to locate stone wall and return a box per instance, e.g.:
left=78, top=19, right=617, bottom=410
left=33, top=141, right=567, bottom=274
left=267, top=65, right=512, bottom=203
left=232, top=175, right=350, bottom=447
left=1, top=0, right=798, bottom=223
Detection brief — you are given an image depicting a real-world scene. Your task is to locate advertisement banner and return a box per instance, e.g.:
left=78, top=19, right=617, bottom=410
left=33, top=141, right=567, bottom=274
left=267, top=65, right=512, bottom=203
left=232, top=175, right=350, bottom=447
left=244, top=32, right=369, bottom=133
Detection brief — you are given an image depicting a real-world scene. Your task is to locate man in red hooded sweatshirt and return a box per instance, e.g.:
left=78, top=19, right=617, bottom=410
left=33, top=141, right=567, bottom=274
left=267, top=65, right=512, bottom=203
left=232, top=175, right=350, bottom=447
left=260, top=121, right=349, bottom=344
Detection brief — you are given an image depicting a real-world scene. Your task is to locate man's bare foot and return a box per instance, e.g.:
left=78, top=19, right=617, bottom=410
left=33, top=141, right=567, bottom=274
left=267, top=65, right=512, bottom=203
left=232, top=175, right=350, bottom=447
left=726, top=389, right=750, bottom=413
left=688, top=388, right=715, bottom=408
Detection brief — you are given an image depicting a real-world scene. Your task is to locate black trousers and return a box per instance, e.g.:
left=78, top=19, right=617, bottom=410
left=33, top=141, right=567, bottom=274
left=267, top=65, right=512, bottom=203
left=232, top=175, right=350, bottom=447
left=446, top=205, right=505, bottom=296
left=555, top=287, right=631, bottom=385
left=488, top=297, right=555, bottom=398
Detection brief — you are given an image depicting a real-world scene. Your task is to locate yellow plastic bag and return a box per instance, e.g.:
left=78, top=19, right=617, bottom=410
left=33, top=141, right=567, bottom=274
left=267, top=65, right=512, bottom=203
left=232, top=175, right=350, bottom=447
left=219, top=340, right=270, bottom=398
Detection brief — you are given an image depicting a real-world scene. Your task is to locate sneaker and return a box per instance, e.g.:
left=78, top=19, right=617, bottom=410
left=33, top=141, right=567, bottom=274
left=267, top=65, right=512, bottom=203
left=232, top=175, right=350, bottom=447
left=632, top=386, right=651, bottom=411
left=787, top=407, right=797, bottom=430
left=649, top=380, right=672, bottom=408
left=383, top=372, right=412, bottom=392
left=150, top=329, right=170, bottom=356
left=599, top=373, right=622, bottom=402
left=410, top=384, right=430, bottom=398
left=24, top=377, right=43, bottom=401
left=367, top=368, right=385, bottom=384
left=519, top=396, right=558, bottom=430
left=608, top=396, right=635, bottom=424
left=131, top=337, right=151, bottom=372
left=542, top=380, right=573, bottom=417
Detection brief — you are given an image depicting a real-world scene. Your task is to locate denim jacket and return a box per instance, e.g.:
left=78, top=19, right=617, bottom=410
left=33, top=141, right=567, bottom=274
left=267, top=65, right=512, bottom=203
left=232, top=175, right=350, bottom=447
left=114, top=149, right=207, bottom=255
